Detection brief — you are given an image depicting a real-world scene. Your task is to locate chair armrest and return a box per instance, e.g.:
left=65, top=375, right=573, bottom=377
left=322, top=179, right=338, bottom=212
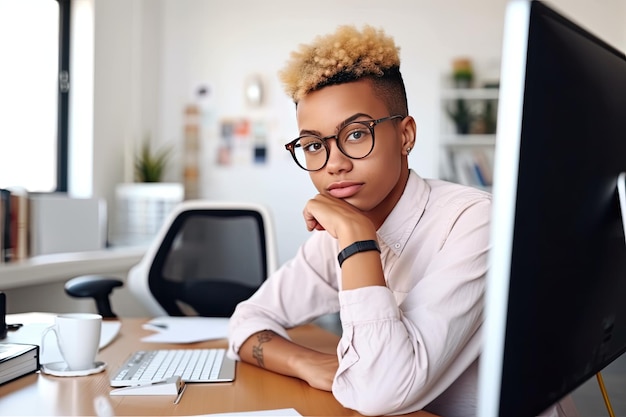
left=64, top=275, right=124, bottom=318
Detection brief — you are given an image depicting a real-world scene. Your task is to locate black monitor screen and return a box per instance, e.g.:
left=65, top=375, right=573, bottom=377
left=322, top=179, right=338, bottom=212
left=479, top=1, right=626, bottom=416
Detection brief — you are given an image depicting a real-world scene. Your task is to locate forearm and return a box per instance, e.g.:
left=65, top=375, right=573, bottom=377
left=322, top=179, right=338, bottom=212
left=239, top=330, right=300, bottom=376
left=339, top=248, right=385, bottom=290
left=239, top=330, right=338, bottom=390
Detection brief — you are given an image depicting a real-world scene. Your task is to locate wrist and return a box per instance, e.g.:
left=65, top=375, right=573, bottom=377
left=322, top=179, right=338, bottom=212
left=288, top=348, right=319, bottom=380
left=337, top=240, right=381, bottom=267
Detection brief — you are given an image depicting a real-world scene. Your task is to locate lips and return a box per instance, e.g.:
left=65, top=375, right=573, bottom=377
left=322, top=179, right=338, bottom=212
left=328, top=182, right=363, bottom=199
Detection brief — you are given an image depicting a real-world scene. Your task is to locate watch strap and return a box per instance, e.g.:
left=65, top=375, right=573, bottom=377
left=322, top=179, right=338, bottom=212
left=337, top=240, right=381, bottom=267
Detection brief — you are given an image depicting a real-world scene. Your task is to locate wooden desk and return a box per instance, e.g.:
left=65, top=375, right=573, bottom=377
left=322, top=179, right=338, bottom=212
left=0, top=316, right=438, bottom=416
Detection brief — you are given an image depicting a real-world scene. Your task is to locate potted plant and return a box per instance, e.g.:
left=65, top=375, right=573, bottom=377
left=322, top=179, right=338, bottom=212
left=446, top=58, right=476, bottom=134
left=452, top=58, right=474, bottom=88
left=134, top=139, right=172, bottom=182
left=114, top=138, right=183, bottom=247
left=446, top=99, right=473, bottom=134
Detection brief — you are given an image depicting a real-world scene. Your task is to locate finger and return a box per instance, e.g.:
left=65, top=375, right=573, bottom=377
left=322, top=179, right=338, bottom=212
left=303, top=199, right=324, bottom=230
left=305, top=217, right=325, bottom=231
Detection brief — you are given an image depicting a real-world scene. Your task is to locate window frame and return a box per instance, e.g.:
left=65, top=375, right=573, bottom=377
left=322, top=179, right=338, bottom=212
left=56, top=0, right=71, bottom=192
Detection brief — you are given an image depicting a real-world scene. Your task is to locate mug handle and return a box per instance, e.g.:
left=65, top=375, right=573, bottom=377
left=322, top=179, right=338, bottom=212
left=40, top=324, right=59, bottom=363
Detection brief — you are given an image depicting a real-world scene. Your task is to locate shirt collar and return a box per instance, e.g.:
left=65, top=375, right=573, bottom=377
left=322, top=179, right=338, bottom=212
left=377, top=169, right=429, bottom=257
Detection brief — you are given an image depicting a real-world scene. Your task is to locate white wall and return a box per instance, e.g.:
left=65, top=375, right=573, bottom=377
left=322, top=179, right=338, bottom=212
left=87, top=0, right=626, bottom=265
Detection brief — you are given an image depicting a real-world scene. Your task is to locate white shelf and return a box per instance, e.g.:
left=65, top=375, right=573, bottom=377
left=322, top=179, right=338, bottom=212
left=0, top=246, right=145, bottom=289
left=441, top=135, right=496, bottom=147
left=440, top=88, right=499, bottom=100
left=439, top=86, right=499, bottom=188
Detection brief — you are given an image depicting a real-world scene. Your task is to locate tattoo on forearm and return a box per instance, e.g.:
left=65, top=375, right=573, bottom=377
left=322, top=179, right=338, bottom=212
left=252, top=331, right=274, bottom=368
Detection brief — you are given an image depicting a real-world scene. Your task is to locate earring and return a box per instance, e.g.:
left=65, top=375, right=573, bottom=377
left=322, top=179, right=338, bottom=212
left=406, top=147, right=412, bottom=155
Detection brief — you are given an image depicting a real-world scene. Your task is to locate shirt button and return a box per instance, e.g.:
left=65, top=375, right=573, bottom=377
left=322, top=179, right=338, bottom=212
left=394, top=243, right=401, bottom=249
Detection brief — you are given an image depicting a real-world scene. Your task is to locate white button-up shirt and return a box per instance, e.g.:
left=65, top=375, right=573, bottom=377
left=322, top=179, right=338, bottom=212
left=228, top=170, right=491, bottom=416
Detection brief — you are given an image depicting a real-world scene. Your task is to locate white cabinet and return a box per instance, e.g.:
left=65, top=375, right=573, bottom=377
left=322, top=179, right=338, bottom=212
left=439, top=87, right=498, bottom=190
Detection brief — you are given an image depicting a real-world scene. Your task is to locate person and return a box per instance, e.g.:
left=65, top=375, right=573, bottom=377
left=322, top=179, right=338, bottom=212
left=227, top=25, right=575, bottom=417
left=224, top=24, right=487, bottom=416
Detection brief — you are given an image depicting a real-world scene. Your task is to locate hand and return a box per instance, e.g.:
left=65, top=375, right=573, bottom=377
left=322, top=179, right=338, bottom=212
left=302, top=194, right=376, bottom=246
left=294, top=351, right=339, bottom=391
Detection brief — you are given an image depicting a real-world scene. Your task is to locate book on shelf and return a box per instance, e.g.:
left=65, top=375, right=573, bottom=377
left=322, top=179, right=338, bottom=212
left=0, top=343, right=40, bottom=385
left=0, top=187, right=30, bottom=263
left=0, top=193, right=4, bottom=263
left=9, top=188, right=29, bottom=262
left=0, top=189, right=11, bottom=263
left=451, top=148, right=494, bottom=189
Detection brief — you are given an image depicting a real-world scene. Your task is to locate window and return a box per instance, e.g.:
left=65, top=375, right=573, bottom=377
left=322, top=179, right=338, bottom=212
left=0, top=0, right=70, bottom=192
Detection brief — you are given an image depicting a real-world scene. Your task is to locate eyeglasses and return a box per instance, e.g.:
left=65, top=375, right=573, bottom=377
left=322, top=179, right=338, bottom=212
left=284, top=115, right=404, bottom=171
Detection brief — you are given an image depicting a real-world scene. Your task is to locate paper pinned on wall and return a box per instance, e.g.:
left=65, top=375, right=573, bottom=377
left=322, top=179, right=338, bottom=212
left=141, top=316, right=230, bottom=343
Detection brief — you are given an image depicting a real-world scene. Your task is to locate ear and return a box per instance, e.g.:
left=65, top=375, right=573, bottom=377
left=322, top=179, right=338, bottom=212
left=399, top=116, right=417, bottom=156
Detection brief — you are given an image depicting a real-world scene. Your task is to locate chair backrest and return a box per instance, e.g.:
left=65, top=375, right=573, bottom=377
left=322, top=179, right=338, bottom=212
left=127, top=200, right=278, bottom=317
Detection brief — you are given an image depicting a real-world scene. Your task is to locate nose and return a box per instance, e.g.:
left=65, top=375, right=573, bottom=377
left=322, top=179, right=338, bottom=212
left=324, top=138, right=352, bottom=173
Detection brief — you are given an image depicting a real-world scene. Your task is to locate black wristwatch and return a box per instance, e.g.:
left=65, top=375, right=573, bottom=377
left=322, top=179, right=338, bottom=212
left=337, top=240, right=381, bottom=267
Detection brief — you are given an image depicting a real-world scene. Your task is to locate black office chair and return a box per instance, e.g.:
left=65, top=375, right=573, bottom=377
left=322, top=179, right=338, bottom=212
left=65, top=200, right=278, bottom=318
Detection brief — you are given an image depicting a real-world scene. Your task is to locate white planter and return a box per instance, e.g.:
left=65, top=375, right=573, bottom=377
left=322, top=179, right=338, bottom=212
left=114, top=182, right=184, bottom=247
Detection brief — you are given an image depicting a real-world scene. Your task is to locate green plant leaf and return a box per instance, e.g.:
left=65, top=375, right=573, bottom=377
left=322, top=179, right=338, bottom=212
left=134, top=139, right=172, bottom=182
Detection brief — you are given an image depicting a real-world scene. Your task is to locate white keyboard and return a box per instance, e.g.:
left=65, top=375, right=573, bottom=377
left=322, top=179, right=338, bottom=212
left=110, top=348, right=236, bottom=387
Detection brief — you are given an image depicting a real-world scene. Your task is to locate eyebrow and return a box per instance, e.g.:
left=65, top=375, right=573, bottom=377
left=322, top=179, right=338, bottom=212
left=299, top=112, right=373, bottom=137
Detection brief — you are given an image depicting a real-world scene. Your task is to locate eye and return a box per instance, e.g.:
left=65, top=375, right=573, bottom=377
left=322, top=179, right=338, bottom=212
left=342, top=125, right=371, bottom=143
left=300, top=138, right=324, bottom=154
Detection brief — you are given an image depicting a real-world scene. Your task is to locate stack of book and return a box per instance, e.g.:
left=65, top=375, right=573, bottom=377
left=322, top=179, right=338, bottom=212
left=0, top=187, right=29, bottom=263
left=0, top=189, right=107, bottom=262
left=0, top=343, right=39, bottom=385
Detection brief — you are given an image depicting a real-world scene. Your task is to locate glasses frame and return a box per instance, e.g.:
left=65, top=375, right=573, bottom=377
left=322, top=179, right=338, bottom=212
left=284, top=115, right=404, bottom=172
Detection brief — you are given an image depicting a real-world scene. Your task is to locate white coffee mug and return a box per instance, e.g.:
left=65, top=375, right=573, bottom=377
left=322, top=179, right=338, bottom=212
left=41, top=313, right=102, bottom=371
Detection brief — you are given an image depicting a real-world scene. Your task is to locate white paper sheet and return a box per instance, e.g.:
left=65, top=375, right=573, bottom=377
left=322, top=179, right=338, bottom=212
left=195, top=408, right=301, bottom=416
left=140, top=316, right=230, bottom=343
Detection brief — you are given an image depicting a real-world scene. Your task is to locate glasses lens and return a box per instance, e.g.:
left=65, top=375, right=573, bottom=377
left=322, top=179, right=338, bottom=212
left=337, top=122, right=374, bottom=159
left=292, top=136, right=327, bottom=171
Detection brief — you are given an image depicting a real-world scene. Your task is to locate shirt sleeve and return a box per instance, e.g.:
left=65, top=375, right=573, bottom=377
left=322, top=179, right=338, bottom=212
left=227, top=231, right=341, bottom=360
left=332, top=196, right=490, bottom=416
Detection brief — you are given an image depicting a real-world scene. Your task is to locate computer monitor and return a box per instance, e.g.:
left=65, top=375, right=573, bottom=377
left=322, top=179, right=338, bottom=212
left=479, top=1, right=626, bottom=416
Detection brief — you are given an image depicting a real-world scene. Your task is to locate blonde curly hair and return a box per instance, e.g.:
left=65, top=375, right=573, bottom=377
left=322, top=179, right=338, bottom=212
left=279, top=25, right=402, bottom=103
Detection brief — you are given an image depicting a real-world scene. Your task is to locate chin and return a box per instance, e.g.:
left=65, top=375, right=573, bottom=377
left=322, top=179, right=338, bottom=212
left=343, top=197, right=374, bottom=213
